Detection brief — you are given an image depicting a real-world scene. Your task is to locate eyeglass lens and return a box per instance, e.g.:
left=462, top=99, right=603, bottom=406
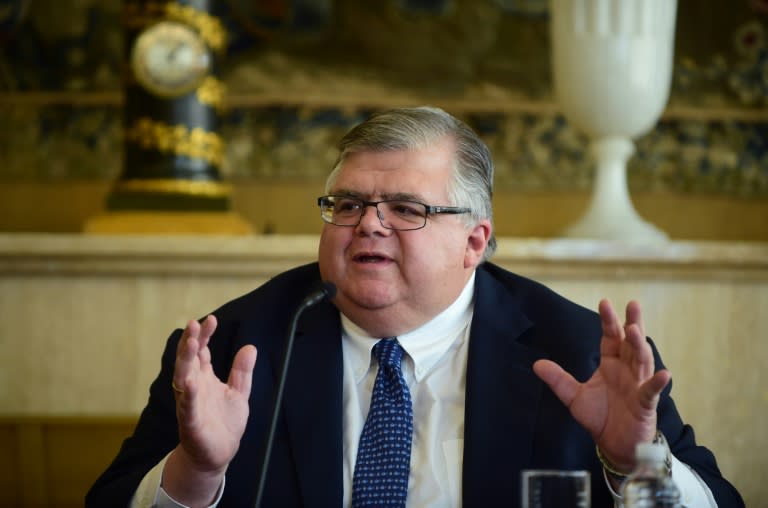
left=321, top=197, right=427, bottom=230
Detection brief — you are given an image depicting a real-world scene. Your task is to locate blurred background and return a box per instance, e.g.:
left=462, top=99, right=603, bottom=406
left=0, top=0, right=766, bottom=238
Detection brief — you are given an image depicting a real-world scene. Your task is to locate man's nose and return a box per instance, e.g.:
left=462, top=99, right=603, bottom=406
left=357, top=204, right=386, bottom=230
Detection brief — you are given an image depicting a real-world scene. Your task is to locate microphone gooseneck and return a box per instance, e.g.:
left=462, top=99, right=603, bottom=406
left=254, top=282, right=336, bottom=508
left=300, top=281, right=337, bottom=308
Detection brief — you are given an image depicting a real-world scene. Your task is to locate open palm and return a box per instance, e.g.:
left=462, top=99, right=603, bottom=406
left=173, top=315, right=258, bottom=474
left=533, top=299, right=671, bottom=470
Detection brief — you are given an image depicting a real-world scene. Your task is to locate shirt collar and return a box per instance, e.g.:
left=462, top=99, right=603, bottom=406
left=342, top=272, right=476, bottom=383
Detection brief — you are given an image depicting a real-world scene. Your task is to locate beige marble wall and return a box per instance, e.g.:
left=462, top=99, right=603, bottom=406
left=0, top=234, right=766, bottom=505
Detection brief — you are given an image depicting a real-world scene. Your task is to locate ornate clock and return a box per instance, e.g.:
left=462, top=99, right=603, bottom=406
left=130, top=20, right=212, bottom=98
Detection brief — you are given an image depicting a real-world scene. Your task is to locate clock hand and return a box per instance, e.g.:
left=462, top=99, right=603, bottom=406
left=167, top=43, right=184, bottom=63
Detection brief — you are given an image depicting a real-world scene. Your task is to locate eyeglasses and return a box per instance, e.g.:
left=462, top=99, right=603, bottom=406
left=317, top=195, right=471, bottom=231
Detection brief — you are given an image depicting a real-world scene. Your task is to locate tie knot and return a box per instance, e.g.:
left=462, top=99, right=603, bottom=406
left=373, top=337, right=403, bottom=370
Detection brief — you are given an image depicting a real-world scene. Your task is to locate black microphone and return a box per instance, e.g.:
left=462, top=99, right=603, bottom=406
left=254, top=282, right=336, bottom=508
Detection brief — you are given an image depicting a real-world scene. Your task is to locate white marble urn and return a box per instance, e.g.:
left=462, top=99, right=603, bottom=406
left=550, top=0, right=678, bottom=242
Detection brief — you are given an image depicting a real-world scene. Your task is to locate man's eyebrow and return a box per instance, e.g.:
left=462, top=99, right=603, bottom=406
left=329, top=190, right=427, bottom=202
left=329, top=189, right=363, bottom=198
left=383, top=192, right=424, bottom=202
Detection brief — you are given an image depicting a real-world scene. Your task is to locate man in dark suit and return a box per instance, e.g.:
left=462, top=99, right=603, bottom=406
left=87, top=106, right=744, bottom=507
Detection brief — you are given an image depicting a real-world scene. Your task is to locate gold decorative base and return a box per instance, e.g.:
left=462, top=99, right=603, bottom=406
left=83, top=211, right=254, bottom=234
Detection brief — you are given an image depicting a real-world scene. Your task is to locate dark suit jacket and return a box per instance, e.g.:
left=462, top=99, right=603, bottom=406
left=87, top=262, right=744, bottom=507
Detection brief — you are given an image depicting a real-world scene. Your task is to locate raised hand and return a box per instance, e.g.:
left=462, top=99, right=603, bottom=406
left=162, top=315, right=257, bottom=506
left=533, top=299, right=671, bottom=472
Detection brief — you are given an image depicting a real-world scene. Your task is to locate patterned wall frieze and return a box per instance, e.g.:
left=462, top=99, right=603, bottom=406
left=1, top=0, right=765, bottom=110
left=1, top=104, right=765, bottom=198
left=0, top=0, right=766, bottom=199
left=0, top=105, right=122, bottom=179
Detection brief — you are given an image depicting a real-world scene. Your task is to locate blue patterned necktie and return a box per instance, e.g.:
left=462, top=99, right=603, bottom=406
left=352, top=338, right=413, bottom=507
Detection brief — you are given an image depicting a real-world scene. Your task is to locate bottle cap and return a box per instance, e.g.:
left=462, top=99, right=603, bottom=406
left=635, top=442, right=667, bottom=463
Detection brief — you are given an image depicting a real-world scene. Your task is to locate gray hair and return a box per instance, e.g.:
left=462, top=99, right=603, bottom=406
left=325, top=106, right=496, bottom=260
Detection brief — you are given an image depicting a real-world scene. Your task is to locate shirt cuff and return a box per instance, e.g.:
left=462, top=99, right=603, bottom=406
left=604, top=455, right=718, bottom=508
left=129, top=452, right=226, bottom=508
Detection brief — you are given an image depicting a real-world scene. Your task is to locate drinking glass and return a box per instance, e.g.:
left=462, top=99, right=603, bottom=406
left=521, top=469, right=591, bottom=508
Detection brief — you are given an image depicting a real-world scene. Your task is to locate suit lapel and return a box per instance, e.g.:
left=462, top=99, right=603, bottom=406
left=462, top=268, right=549, bottom=505
left=266, top=267, right=551, bottom=505
left=282, top=301, right=344, bottom=507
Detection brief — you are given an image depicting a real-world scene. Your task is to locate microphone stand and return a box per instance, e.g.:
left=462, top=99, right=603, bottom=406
left=254, top=283, right=335, bottom=508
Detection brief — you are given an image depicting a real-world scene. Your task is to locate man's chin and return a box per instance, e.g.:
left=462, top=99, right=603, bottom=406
left=339, top=281, right=397, bottom=310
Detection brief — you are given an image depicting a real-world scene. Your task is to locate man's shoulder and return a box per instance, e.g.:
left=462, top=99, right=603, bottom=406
left=477, top=262, right=598, bottom=323
left=477, top=263, right=603, bottom=363
left=478, top=262, right=562, bottom=299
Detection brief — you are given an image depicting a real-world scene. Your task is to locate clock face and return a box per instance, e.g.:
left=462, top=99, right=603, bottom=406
left=131, top=21, right=212, bottom=98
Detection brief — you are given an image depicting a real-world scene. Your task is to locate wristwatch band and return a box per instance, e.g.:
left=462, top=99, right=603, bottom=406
left=596, top=430, right=672, bottom=481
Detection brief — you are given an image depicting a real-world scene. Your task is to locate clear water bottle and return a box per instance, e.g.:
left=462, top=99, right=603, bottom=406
left=621, top=442, right=681, bottom=508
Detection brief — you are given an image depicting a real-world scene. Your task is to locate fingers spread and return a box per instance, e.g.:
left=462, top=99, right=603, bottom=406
left=177, top=319, right=201, bottom=357
left=533, top=359, right=580, bottom=408
left=599, top=299, right=624, bottom=341
left=639, top=370, right=671, bottom=409
left=625, top=322, right=655, bottom=379
left=199, top=315, right=217, bottom=346
left=173, top=316, right=219, bottom=397
left=174, top=320, right=201, bottom=390
left=624, top=300, right=645, bottom=338
left=599, top=299, right=624, bottom=359
left=228, top=345, right=258, bottom=397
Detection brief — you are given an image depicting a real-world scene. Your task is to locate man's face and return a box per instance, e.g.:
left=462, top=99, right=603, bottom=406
left=318, top=137, right=491, bottom=337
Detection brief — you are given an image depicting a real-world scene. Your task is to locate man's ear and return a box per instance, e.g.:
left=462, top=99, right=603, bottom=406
left=464, top=219, right=492, bottom=268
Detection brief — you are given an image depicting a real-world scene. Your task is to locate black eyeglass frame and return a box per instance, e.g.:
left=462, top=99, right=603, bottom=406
left=317, top=195, right=472, bottom=231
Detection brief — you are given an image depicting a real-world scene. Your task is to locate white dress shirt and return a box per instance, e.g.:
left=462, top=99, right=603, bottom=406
left=341, top=272, right=476, bottom=507
left=132, top=272, right=718, bottom=507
